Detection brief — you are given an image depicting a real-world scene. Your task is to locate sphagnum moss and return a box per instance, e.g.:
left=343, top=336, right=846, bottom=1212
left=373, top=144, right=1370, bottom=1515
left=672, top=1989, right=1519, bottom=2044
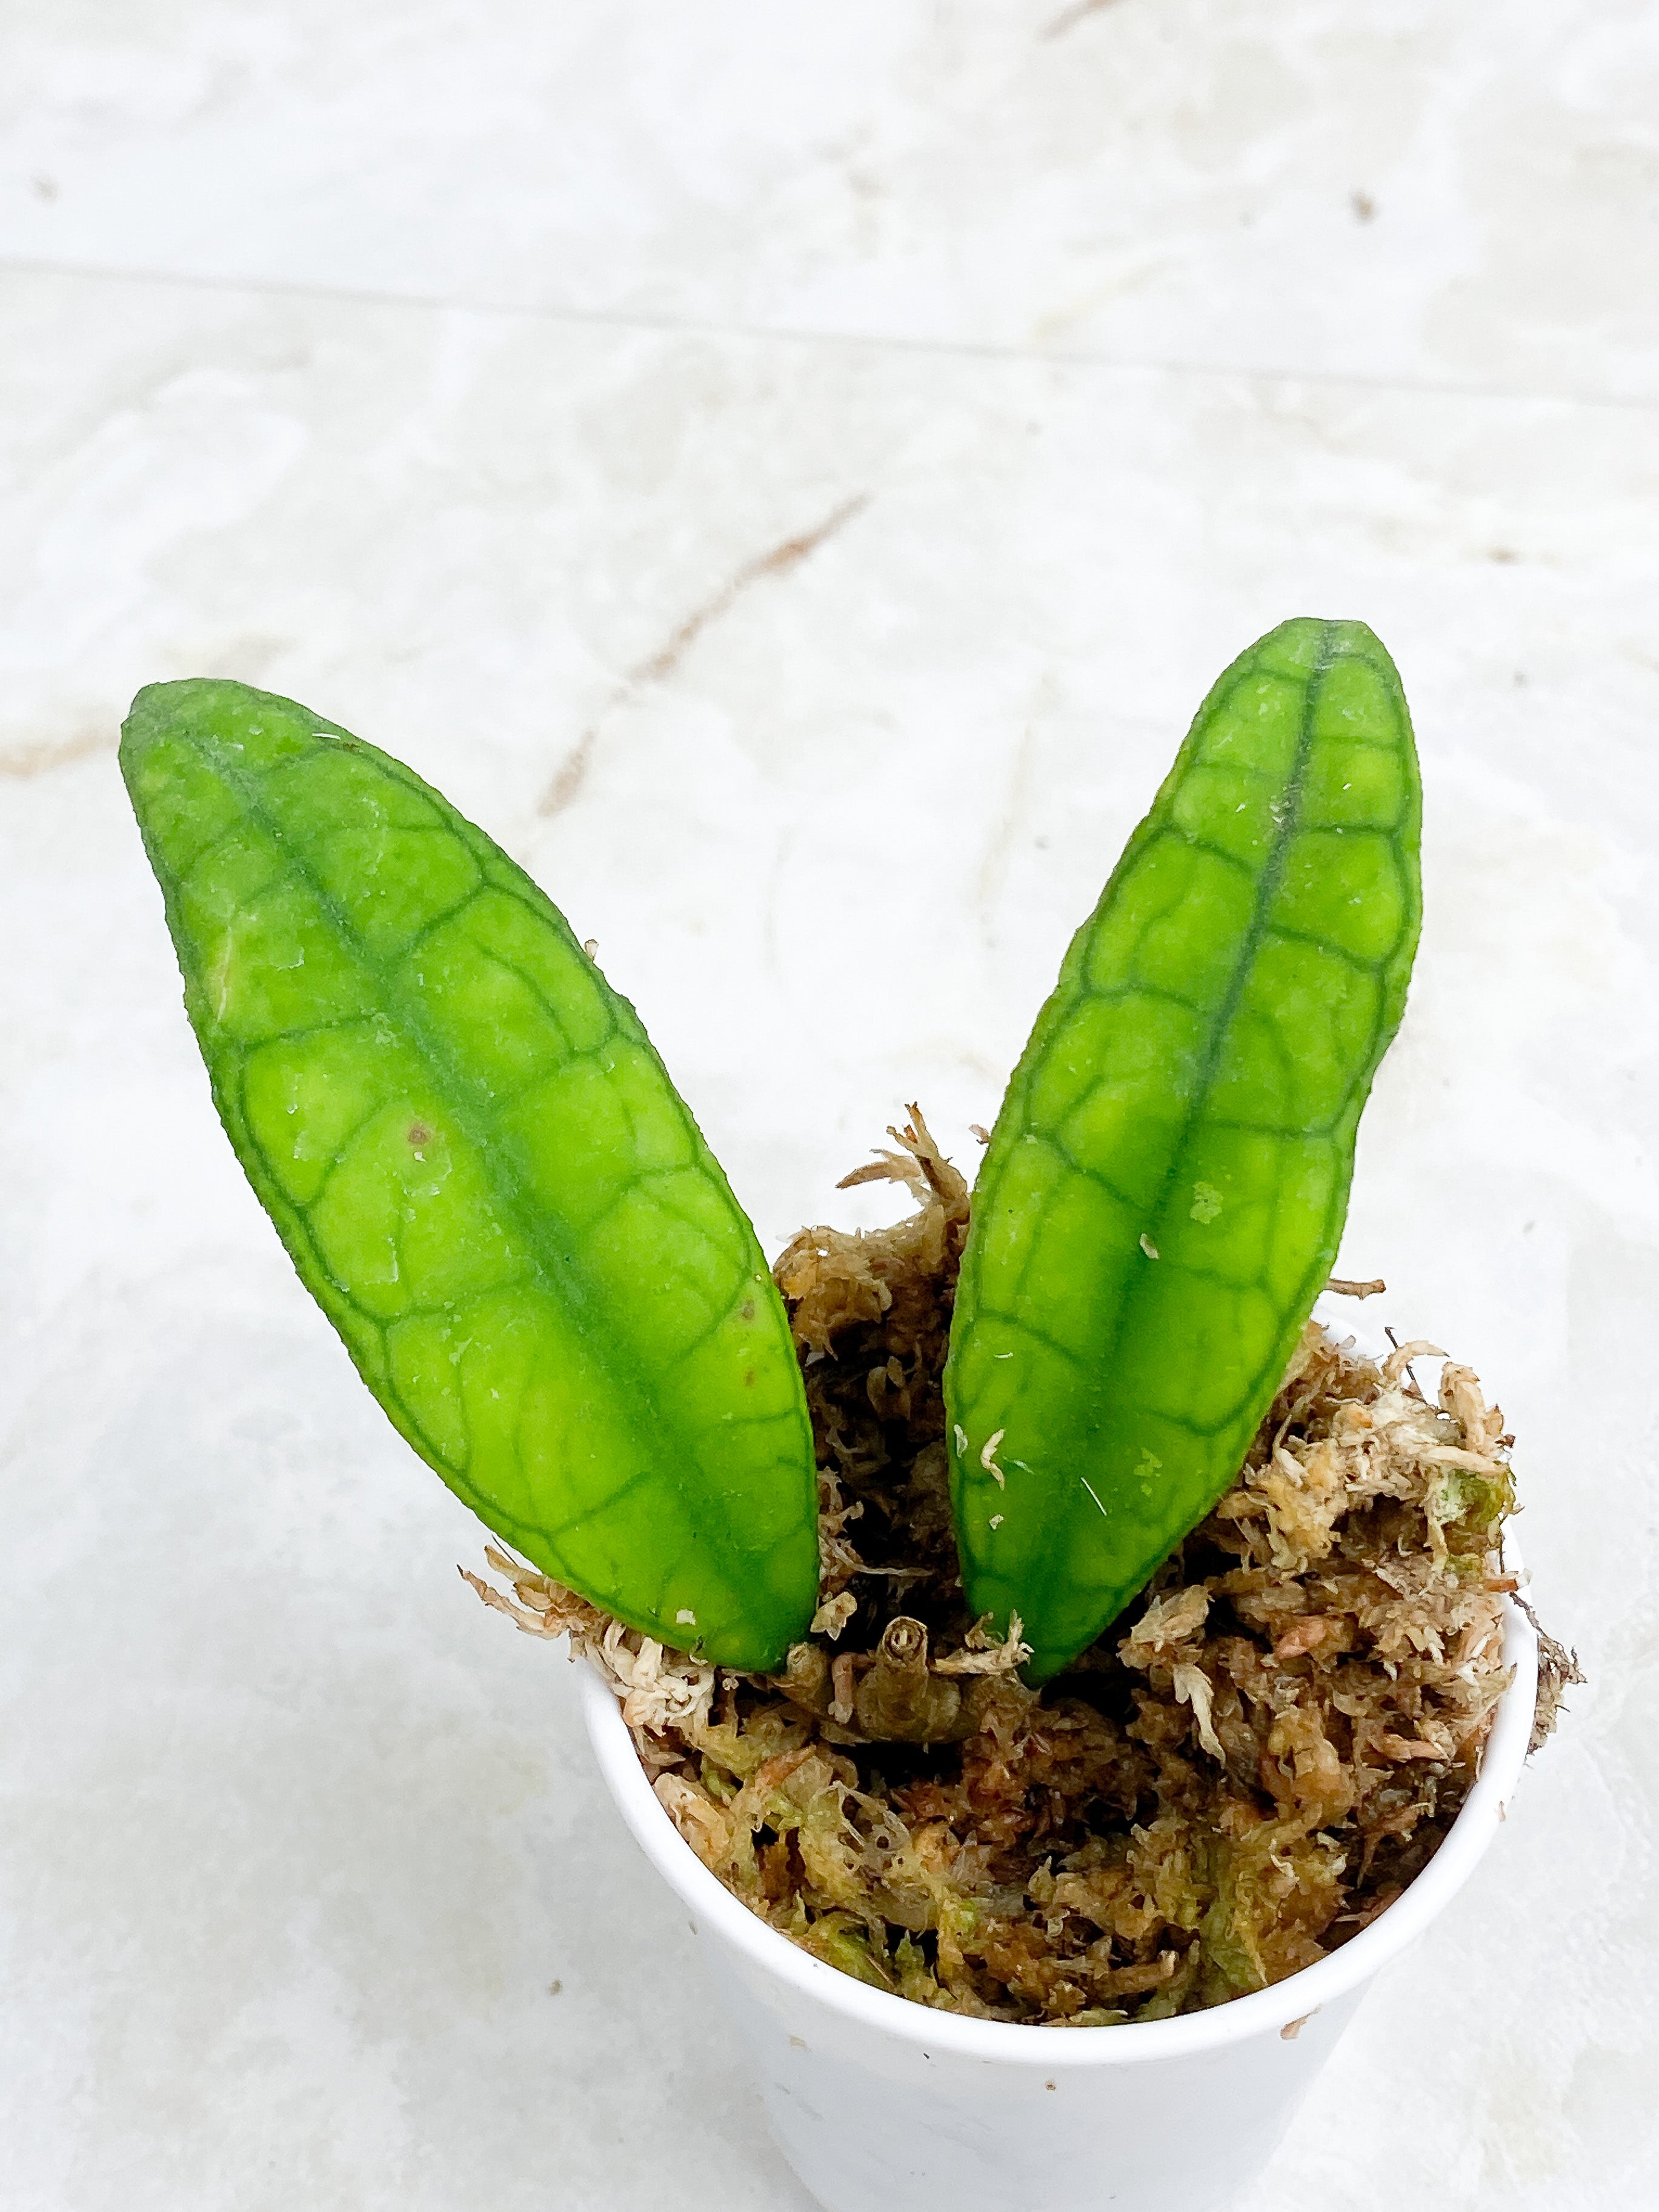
left=475, top=1111, right=1575, bottom=2026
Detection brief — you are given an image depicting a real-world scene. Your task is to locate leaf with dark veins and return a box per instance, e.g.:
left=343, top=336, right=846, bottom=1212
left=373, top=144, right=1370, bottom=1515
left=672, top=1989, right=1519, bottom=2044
left=121, top=679, right=820, bottom=1672
left=946, top=619, right=1422, bottom=1681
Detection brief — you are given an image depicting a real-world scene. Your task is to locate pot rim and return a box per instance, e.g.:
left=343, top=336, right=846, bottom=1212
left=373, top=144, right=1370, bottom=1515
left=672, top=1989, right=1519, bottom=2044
left=581, top=1582, right=1537, bottom=2068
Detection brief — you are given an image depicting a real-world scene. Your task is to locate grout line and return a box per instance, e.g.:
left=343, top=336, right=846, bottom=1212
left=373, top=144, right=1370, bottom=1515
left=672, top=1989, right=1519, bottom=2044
left=2, top=251, right=1657, bottom=419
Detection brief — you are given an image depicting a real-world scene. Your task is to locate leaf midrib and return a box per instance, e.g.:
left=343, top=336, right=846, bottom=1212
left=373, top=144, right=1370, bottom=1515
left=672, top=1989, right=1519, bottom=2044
left=1059, top=625, right=1341, bottom=1409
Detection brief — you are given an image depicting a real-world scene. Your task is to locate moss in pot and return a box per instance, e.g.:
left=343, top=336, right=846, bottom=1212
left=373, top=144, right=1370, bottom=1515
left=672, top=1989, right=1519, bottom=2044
left=486, top=1109, right=1568, bottom=2021
left=120, top=622, right=1575, bottom=2151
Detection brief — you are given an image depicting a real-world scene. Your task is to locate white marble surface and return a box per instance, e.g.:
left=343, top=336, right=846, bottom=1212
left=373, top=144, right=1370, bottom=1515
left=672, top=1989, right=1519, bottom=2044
left=2, top=6, right=1655, bottom=2207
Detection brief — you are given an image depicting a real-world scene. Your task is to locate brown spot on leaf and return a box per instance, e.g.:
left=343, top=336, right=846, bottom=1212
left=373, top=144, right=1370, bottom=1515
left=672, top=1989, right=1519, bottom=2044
left=407, top=1121, right=432, bottom=1147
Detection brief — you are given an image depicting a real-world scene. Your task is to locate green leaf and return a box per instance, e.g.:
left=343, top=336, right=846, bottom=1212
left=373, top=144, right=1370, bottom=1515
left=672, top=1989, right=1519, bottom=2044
left=946, top=619, right=1422, bottom=1681
left=121, top=679, right=820, bottom=1670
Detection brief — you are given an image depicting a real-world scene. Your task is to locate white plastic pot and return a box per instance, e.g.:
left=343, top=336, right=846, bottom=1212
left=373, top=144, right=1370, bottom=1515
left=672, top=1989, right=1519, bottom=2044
left=581, top=1590, right=1537, bottom=2212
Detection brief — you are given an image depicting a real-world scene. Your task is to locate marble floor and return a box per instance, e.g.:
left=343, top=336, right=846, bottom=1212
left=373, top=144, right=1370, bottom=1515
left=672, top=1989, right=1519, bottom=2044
left=2, top=5, right=1655, bottom=2207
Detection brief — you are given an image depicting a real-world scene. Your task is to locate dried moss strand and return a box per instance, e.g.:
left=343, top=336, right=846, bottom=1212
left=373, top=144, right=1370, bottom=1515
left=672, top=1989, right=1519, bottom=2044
left=479, top=1125, right=1551, bottom=2028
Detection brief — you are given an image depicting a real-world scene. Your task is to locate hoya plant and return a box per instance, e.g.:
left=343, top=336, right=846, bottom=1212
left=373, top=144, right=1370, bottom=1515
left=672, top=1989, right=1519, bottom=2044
left=121, top=617, right=1419, bottom=1681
